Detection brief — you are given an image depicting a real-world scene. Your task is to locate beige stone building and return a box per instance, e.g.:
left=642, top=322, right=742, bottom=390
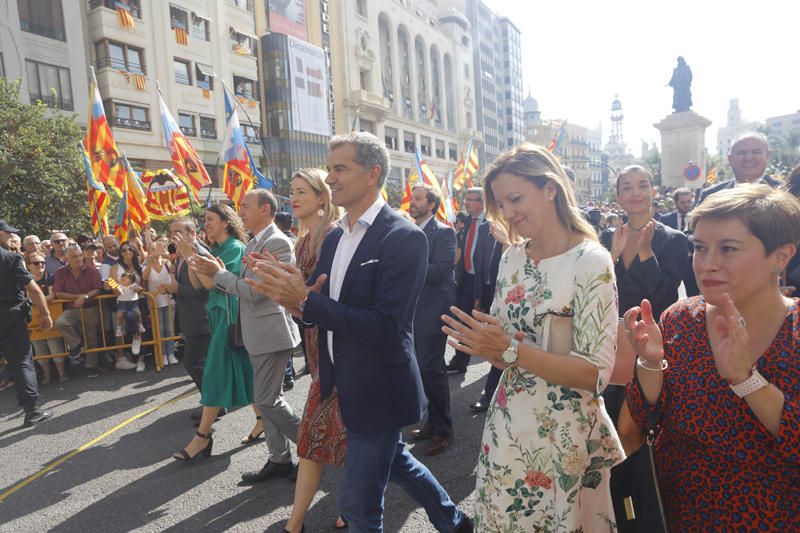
left=81, top=0, right=262, bottom=195
left=328, top=0, right=481, bottom=189
left=1, top=0, right=90, bottom=122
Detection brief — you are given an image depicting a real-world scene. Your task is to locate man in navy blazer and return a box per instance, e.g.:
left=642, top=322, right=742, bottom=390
left=249, top=132, right=471, bottom=533
left=408, top=183, right=456, bottom=456
left=660, top=187, right=694, bottom=232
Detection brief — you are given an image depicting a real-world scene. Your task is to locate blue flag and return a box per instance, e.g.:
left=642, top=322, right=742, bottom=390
left=224, top=92, right=272, bottom=190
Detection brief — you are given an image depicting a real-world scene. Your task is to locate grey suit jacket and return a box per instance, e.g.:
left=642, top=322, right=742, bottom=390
left=213, top=223, right=300, bottom=355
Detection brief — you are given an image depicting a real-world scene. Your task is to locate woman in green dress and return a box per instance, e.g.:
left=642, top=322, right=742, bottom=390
left=173, top=204, right=254, bottom=461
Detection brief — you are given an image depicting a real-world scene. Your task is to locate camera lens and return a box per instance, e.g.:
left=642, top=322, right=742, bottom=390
left=168, top=243, right=177, bottom=254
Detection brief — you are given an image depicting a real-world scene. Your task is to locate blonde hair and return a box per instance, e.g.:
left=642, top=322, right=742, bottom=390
left=483, top=143, right=598, bottom=244
left=690, top=184, right=800, bottom=254
left=291, top=168, right=341, bottom=259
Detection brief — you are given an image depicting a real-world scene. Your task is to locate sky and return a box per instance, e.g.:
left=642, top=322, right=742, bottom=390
left=487, top=0, right=800, bottom=157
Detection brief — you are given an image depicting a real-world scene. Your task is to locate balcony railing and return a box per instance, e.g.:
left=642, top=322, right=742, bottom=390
left=20, top=20, right=66, bottom=41
left=111, top=116, right=150, bottom=131
left=29, top=94, right=74, bottom=111
left=180, top=126, right=197, bottom=137
left=89, top=0, right=142, bottom=18
left=96, top=56, right=145, bottom=75
left=228, top=0, right=254, bottom=12
left=201, top=129, right=217, bottom=139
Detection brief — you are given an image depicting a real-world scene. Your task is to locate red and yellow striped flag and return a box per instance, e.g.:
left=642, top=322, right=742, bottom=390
left=141, top=169, right=191, bottom=220
left=117, top=6, right=134, bottom=28
left=81, top=141, right=109, bottom=235
left=158, top=92, right=211, bottom=201
left=453, top=139, right=478, bottom=191
left=133, top=74, right=146, bottom=90
left=705, top=164, right=717, bottom=184
left=400, top=172, right=418, bottom=212
left=175, top=27, right=188, bottom=45
left=85, top=69, right=126, bottom=195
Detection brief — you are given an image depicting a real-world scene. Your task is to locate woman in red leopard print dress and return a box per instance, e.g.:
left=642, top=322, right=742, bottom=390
left=624, top=185, right=800, bottom=531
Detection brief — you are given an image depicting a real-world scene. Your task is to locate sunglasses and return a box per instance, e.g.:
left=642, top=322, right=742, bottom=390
left=52, top=238, right=68, bottom=243
left=28, top=261, right=45, bottom=266
left=121, top=248, right=134, bottom=253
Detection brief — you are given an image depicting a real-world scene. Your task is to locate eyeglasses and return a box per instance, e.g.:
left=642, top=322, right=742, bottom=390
left=28, top=261, right=45, bottom=266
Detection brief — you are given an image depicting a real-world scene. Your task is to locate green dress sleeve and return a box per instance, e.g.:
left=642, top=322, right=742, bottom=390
left=207, top=237, right=246, bottom=312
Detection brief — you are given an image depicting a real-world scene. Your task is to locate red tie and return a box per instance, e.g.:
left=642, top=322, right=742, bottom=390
left=464, top=220, right=477, bottom=273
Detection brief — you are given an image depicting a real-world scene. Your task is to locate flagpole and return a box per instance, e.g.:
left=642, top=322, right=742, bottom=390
left=215, top=74, right=275, bottom=188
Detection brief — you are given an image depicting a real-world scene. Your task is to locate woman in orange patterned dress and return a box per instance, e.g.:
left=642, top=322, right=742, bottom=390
left=283, top=169, right=346, bottom=533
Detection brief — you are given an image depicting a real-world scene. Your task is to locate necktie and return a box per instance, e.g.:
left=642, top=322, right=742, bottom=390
left=464, top=220, right=477, bottom=273
left=679, top=215, right=684, bottom=232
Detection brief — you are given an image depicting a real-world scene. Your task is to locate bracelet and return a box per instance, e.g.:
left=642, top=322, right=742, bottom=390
left=636, top=357, right=668, bottom=372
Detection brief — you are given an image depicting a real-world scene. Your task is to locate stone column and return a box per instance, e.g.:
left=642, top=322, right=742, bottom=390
left=654, top=111, right=712, bottom=189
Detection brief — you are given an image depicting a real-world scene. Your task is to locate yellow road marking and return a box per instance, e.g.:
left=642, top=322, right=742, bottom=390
left=0, top=389, right=198, bottom=503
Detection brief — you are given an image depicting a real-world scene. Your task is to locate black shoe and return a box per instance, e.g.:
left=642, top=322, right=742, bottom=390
left=283, top=379, right=295, bottom=391
left=410, top=425, right=434, bottom=441
left=68, top=341, right=84, bottom=360
left=445, top=363, right=467, bottom=374
left=455, top=514, right=474, bottom=533
left=23, top=410, right=53, bottom=427
left=241, top=461, right=295, bottom=484
left=469, top=399, right=490, bottom=413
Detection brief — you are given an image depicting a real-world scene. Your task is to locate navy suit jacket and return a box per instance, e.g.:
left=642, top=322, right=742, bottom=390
left=697, top=175, right=781, bottom=204
left=302, top=204, right=427, bottom=433
left=414, top=217, right=456, bottom=337
left=473, top=221, right=499, bottom=308
left=659, top=210, right=678, bottom=230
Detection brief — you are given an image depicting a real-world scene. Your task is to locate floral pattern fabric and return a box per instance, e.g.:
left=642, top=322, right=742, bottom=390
left=475, top=240, right=624, bottom=532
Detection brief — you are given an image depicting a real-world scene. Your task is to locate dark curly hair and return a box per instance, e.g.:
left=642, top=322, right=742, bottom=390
left=206, top=203, right=248, bottom=243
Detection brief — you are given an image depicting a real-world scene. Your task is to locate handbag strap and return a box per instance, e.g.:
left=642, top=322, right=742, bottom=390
left=224, top=293, right=233, bottom=327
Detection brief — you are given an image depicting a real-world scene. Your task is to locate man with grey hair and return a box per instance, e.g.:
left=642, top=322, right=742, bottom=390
left=698, top=131, right=778, bottom=204
left=22, top=235, right=41, bottom=254
left=45, top=231, right=69, bottom=276
left=247, top=132, right=472, bottom=531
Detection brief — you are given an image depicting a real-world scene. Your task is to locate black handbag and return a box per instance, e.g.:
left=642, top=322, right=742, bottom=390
left=610, top=411, right=669, bottom=533
left=225, top=294, right=245, bottom=350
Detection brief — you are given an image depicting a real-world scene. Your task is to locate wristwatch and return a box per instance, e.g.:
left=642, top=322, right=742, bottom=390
left=729, top=367, right=769, bottom=398
left=501, top=337, right=520, bottom=365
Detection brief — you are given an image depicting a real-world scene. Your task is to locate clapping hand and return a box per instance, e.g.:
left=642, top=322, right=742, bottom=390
left=610, top=222, right=629, bottom=263
left=171, top=232, right=196, bottom=260
left=245, top=251, right=327, bottom=317
left=622, top=299, right=664, bottom=364
left=189, top=253, right=225, bottom=276
left=711, top=293, right=752, bottom=384
left=637, top=221, right=655, bottom=261
left=441, top=307, right=512, bottom=363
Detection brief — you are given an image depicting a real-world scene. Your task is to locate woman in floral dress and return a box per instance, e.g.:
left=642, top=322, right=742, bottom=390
left=442, top=144, right=624, bottom=532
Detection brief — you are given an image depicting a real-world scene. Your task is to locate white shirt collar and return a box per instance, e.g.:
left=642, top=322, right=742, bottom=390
left=416, top=214, right=434, bottom=228
left=340, top=195, right=385, bottom=234
left=252, top=223, right=273, bottom=243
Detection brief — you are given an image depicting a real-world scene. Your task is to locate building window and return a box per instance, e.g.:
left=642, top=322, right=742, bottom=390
left=174, top=58, right=192, bottom=85
left=190, top=12, right=210, bottom=40
left=243, top=124, right=260, bottom=143
left=18, top=0, right=66, bottom=41
left=233, top=75, right=256, bottom=99
left=106, top=100, right=150, bottom=130
left=196, top=64, right=212, bottom=90
left=448, top=143, right=457, bottom=161
left=200, top=115, right=216, bottom=139
left=403, top=132, right=415, bottom=153
left=178, top=112, right=196, bottom=136
left=384, top=127, right=398, bottom=151
left=435, top=140, right=445, bottom=159
left=355, top=0, right=367, bottom=17
left=359, top=119, right=375, bottom=135
left=169, top=4, right=188, bottom=29
left=420, top=136, right=431, bottom=156
left=89, top=0, right=142, bottom=18
left=230, top=29, right=255, bottom=56
left=229, top=0, right=254, bottom=13
left=26, top=60, right=73, bottom=110
left=95, top=39, right=145, bottom=74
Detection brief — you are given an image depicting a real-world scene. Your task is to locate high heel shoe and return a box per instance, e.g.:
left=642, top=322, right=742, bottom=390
left=241, top=416, right=264, bottom=444
left=173, top=430, right=213, bottom=461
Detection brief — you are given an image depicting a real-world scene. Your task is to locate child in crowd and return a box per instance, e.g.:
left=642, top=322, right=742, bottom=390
left=114, top=272, right=145, bottom=353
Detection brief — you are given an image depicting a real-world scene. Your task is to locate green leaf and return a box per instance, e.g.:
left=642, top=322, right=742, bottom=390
left=558, top=474, right=578, bottom=492
left=547, top=391, right=557, bottom=402
left=586, top=439, right=601, bottom=455
left=581, top=470, right=602, bottom=489
left=587, top=456, right=606, bottom=471
left=515, top=479, right=524, bottom=489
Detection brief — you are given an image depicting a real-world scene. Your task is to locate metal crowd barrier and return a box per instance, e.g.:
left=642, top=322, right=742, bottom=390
left=26, top=292, right=182, bottom=372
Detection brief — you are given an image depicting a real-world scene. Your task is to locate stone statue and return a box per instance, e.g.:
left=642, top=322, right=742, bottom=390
left=668, top=56, right=693, bottom=113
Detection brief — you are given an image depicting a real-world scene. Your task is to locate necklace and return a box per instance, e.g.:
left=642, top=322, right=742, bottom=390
left=627, top=219, right=652, bottom=232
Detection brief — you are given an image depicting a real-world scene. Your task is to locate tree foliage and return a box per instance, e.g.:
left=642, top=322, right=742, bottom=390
left=0, top=78, right=90, bottom=237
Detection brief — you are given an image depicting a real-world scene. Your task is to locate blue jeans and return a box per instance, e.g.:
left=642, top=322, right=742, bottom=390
left=156, top=306, right=175, bottom=356
left=341, top=429, right=463, bottom=532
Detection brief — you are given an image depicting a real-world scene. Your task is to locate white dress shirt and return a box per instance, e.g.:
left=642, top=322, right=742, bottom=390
left=327, top=194, right=386, bottom=363
left=415, top=214, right=434, bottom=228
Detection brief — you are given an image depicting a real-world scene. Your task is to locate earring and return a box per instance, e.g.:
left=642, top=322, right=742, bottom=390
left=317, top=208, right=325, bottom=217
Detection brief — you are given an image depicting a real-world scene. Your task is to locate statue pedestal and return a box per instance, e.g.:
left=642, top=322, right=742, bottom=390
left=654, top=111, right=712, bottom=189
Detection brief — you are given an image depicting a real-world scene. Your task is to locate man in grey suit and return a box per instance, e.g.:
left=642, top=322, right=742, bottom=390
left=192, top=189, right=302, bottom=483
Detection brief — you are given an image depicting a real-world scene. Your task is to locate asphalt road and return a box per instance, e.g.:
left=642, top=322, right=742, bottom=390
left=0, top=348, right=492, bottom=532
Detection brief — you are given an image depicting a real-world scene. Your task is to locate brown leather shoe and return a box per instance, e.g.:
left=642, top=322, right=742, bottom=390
left=424, top=435, right=451, bottom=456
left=410, top=426, right=433, bottom=441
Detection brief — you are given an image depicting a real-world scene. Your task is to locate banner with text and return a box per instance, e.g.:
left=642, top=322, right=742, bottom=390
left=288, top=35, right=331, bottom=137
